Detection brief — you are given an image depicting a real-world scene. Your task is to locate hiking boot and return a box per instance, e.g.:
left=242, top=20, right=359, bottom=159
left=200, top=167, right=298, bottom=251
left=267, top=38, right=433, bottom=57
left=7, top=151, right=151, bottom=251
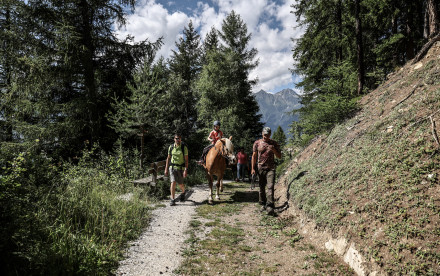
left=170, top=198, right=176, bottom=206
left=179, top=192, right=186, bottom=202
left=266, top=207, right=275, bottom=216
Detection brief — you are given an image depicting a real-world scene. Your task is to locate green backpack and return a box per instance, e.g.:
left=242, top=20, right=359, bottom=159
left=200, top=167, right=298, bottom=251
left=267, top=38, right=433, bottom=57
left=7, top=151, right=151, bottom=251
left=168, top=142, right=187, bottom=167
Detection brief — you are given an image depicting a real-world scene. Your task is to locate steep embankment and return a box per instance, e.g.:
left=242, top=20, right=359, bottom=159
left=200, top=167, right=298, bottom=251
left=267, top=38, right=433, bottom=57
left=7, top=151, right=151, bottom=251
left=282, top=41, right=440, bottom=275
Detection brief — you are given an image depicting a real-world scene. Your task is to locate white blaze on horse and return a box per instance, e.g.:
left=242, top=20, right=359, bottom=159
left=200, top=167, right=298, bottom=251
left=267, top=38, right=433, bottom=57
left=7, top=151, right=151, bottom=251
left=203, top=136, right=236, bottom=204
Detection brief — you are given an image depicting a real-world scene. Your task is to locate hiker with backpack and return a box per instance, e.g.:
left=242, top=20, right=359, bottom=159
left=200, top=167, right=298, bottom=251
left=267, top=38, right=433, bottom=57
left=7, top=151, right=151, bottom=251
left=164, top=133, right=189, bottom=206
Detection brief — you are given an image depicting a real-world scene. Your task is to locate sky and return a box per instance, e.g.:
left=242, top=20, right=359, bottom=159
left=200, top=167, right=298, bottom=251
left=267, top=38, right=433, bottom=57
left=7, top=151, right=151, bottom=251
left=115, top=0, right=304, bottom=94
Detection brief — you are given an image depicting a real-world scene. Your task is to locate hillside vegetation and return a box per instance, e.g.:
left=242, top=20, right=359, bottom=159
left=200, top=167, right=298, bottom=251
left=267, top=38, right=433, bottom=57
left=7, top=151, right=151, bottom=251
left=286, top=42, right=440, bottom=274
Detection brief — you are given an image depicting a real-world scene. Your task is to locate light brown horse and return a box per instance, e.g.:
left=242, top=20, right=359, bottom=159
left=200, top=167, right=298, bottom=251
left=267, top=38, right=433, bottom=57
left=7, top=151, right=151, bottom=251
left=203, top=137, right=236, bottom=204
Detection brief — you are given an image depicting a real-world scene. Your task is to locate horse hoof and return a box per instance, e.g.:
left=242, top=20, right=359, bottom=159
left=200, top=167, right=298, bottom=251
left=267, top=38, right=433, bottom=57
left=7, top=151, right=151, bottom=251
left=215, top=196, right=220, bottom=200
left=220, top=188, right=223, bottom=192
left=208, top=200, right=213, bottom=205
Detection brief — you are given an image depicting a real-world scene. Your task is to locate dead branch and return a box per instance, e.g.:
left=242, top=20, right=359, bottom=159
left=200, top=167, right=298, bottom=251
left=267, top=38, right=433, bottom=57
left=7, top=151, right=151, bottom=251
left=408, top=109, right=440, bottom=128
left=412, top=33, right=440, bottom=64
left=393, top=82, right=422, bottom=109
left=430, top=116, right=440, bottom=147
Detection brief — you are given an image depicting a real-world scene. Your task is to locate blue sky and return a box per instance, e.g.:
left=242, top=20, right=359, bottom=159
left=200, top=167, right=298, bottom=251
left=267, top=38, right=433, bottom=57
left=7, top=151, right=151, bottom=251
left=116, top=0, right=304, bottom=94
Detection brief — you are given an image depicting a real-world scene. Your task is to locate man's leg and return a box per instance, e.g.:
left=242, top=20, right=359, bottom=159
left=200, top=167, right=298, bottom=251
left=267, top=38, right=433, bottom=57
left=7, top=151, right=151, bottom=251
left=265, top=170, right=276, bottom=216
left=258, top=170, right=267, bottom=208
left=170, top=181, right=177, bottom=206
left=178, top=183, right=186, bottom=201
left=241, top=164, right=246, bottom=181
left=236, top=163, right=242, bottom=181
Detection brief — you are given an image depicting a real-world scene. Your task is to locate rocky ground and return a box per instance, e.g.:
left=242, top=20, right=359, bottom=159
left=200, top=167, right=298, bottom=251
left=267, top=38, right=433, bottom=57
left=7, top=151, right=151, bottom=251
left=115, top=186, right=208, bottom=276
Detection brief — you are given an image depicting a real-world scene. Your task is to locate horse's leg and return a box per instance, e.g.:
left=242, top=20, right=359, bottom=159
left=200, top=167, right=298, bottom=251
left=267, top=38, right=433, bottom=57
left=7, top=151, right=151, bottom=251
left=207, top=172, right=213, bottom=204
left=215, top=177, right=221, bottom=200
left=220, top=178, right=223, bottom=192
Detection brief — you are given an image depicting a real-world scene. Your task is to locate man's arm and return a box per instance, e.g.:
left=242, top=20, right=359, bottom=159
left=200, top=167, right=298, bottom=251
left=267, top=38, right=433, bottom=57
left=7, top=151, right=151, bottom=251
left=183, top=154, right=189, bottom=177
left=164, top=154, right=171, bottom=176
left=272, top=147, right=282, bottom=159
left=251, top=151, right=257, bottom=174
left=269, top=141, right=282, bottom=159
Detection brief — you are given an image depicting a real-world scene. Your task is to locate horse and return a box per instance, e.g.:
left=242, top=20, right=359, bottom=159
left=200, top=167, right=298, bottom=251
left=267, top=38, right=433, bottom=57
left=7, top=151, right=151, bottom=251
left=203, top=136, right=237, bottom=204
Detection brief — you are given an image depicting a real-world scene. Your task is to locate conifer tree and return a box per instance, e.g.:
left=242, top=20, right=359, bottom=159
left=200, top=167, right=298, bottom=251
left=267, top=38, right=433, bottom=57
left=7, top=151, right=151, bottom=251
left=196, top=11, right=262, bottom=150
left=167, top=20, right=202, bottom=139
left=291, top=0, right=427, bottom=141
left=272, top=126, right=287, bottom=149
left=202, top=26, right=220, bottom=63
left=1, top=0, right=159, bottom=158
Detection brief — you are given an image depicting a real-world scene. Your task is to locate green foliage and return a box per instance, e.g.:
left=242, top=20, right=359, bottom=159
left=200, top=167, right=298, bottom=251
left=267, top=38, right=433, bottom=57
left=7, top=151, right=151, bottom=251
left=109, top=58, right=167, bottom=138
left=0, top=142, right=159, bottom=275
left=272, top=126, right=287, bottom=149
left=167, top=20, right=202, bottom=139
left=290, top=93, right=359, bottom=145
left=196, top=11, right=263, bottom=149
left=1, top=0, right=162, bottom=160
left=291, top=0, right=428, bottom=139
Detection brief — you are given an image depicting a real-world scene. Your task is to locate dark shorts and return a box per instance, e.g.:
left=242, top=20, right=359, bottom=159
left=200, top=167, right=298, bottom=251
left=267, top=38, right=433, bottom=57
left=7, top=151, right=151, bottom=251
left=169, top=167, right=184, bottom=184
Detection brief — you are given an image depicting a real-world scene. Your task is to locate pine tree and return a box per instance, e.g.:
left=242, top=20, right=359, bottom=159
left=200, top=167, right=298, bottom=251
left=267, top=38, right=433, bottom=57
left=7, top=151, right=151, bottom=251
left=167, top=20, right=202, bottom=138
left=290, top=0, right=427, bottom=140
left=1, top=0, right=160, bottom=158
left=202, top=26, right=220, bottom=63
left=196, top=11, right=263, bottom=150
left=272, top=126, right=287, bottom=149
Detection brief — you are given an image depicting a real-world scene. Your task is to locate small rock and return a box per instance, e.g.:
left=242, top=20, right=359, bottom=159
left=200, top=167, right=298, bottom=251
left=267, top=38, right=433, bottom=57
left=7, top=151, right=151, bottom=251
left=414, top=62, right=423, bottom=70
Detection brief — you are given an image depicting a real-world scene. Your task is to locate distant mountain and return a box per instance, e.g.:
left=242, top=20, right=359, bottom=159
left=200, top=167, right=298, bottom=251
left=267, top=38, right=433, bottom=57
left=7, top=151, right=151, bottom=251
left=254, top=88, right=302, bottom=135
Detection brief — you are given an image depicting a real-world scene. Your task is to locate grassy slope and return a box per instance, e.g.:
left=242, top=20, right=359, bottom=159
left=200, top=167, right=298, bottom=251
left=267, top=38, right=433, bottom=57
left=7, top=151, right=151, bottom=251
left=287, top=42, right=440, bottom=274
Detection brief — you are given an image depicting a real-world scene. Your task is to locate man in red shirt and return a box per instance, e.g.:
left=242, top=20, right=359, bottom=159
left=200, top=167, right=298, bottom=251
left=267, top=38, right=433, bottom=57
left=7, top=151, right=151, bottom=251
left=236, top=147, right=248, bottom=182
left=251, top=127, right=282, bottom=216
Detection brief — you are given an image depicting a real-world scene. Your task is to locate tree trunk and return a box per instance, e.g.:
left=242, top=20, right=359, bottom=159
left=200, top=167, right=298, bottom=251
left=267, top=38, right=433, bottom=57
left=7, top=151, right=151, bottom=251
left=355, top=0, right=364, bottom=95
left=427, top=0, right=439, bottom=37
left=405, top=3, right=415, bottom=61
left=2, top=4, right=13, bottom=141
left=336, top=0, right=343, bottom=63
left=79, top=0, right=98, bottom=145
left=336, top=0, right=344, bottom=95
left=424, top=1, right=430, bottom=38
left=391, top=0, right=399, bottom=67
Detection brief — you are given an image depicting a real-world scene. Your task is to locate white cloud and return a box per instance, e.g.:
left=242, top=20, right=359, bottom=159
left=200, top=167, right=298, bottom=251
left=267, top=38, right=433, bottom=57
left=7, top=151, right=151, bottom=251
left=115, top=0, right=304, bottom=93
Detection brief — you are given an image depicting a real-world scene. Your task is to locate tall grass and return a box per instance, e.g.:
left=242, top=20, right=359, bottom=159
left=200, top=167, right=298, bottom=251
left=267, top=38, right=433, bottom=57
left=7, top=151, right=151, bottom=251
left=1, top=142, right=209, bottom=275
left=1, top=145, right=158, bottom=275
left=44, top=147, right=154, bottom=275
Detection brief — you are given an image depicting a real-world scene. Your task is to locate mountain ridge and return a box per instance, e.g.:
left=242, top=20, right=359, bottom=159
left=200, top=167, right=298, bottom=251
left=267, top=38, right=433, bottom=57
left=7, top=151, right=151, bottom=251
left=254, top=88, right=302, bottom=134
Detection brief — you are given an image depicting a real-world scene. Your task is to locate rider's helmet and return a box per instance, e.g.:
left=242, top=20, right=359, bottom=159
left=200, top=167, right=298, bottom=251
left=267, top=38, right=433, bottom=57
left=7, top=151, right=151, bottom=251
left=213, top=120, right=221, bottom=127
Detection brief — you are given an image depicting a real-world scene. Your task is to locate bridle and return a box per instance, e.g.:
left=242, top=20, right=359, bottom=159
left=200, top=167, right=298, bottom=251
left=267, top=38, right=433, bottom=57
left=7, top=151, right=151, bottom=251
left=215, top=139, right=233, bottom=163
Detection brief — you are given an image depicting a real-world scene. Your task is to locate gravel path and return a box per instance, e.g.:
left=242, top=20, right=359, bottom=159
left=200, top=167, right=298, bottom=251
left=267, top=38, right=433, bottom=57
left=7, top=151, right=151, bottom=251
left=115, top=184, right=210, bottom=276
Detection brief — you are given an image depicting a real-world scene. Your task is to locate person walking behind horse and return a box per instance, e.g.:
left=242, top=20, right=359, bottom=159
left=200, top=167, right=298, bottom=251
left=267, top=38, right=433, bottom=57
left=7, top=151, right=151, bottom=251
left=251, top=127, right=281, bottom=216
left=236, top=147, right=248, bottom=182
left=165, top=133, right=189, bottom=206
left=198, top=120, right=223, bottom=165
